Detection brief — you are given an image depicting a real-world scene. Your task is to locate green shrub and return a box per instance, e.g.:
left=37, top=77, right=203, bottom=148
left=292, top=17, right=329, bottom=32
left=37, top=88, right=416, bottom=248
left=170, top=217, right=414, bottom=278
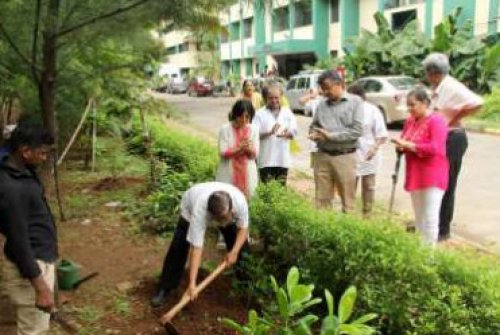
left=248, top=183, right=500, bottom=335
left=477, top=88, right=500, bottom=121
left=127, top=115, right=218, bottom=232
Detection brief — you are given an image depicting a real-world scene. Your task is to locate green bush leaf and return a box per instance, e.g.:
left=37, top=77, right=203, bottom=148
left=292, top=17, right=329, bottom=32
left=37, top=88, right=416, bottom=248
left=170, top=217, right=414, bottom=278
left=287, top=266, right=300, bottom=296
left=338, top=286, right=357, bottom=323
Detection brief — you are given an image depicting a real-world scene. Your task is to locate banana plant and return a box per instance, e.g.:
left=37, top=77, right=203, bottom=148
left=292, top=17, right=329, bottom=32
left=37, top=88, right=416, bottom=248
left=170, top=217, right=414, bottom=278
left=222, top=267, right=378, bottom=335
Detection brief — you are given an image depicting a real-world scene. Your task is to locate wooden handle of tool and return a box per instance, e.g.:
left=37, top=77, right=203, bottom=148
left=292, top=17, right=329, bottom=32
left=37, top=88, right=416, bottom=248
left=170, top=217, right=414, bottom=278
left=160, top=261, right=228, bottom=324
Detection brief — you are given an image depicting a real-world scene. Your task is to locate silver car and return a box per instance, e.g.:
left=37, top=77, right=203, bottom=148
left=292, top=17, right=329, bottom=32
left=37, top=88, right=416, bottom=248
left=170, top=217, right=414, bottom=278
left=353, top=76, right=421, bottom=124
left=285, top=70, right=323, bottom=114
left=166, top=76, right=188, bottom=94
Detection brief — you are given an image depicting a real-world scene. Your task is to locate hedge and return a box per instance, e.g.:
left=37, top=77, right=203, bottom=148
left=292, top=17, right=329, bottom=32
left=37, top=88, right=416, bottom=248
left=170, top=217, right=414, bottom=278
left=131, top=116, right=500, bottom=334
left=250, top=183, right=500, bottom=335
left=127, top=115, right=218, bottom=232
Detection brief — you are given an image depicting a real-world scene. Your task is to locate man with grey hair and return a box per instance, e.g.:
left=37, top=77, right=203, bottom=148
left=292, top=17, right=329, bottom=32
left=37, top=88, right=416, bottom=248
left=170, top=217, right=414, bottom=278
left=309, top=70, right=363, bottom=212
left=253, top=83, right=297, bottom=185
left=422, top=52, right=484, bottom=241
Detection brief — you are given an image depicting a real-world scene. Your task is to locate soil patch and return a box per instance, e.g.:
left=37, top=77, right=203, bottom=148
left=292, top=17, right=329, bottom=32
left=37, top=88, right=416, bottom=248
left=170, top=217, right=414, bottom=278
left=92, top=176, right=144, bottom=191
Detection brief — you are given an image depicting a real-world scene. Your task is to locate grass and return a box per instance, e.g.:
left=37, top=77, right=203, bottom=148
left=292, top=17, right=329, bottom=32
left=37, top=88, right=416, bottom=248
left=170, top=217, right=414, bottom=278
left=75, top=306, right=103, bottom=323
left=112, top=295, right=132, bottom=316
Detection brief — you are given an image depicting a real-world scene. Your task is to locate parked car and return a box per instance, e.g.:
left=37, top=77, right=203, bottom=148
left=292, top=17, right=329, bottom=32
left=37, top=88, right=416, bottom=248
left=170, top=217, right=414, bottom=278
left=285, top=70, right=323, bottom=114
left=212, top=81, right=233, bottom=97
left=166, top=76, right=188, bottom=94
left=187, top=77, right=214, bottom=97
left=352, top=76, right=421, bottom=124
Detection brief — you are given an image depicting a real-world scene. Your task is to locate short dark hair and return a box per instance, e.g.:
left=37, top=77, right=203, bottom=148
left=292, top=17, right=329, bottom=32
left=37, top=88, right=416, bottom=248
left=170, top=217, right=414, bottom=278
left=207, top=191, right=232, bottom=216
left=347, top=83, right=366, bottom=100
left=407, top=86, right=431, bottom=106
left=9, top=122, right=54, bottom=152
left=229, top=99, right=255, bottom=122
left=241, top=79, right=253, bottom=90
left=317, top=70, right=343, bottom=86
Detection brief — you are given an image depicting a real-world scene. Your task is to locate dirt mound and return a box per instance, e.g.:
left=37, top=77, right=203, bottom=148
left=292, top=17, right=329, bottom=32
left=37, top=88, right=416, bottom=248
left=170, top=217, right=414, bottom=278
left=92, top=177, right=144, bottom=191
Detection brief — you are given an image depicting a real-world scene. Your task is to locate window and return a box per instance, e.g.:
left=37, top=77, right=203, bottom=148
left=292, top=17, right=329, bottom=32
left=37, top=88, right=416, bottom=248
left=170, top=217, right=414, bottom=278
left=273, top=6, right=289, bottom=32
left=231, top=22, right=241, bottom=41
left=243, top=18, right=253, bottom=38
left=387, top=77, right=418, bottom=90
left=294, top=0, right=312, bottom=27
left=287, top=79, right=297, bottom=90
left=166, top=46, right=176, bottom=55
left=297, top=77, right=307, bottom=89
left=178, top=42, right=189, bottom=53
left=384, top=0, right=424, bottom=10
left=363, top=80, right=383, bottom=93
left=391, top=9, right=417, bottom=30
left=330, top=0, right=339, bottom=23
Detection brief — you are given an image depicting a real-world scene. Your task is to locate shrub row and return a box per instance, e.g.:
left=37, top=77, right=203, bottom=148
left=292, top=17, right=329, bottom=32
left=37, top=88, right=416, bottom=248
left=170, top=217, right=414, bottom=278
left=130, top=117, right=500, bottom=334
left=250, top=183, right=500, bottom=335
left=127, top=115, right=218, bottom=232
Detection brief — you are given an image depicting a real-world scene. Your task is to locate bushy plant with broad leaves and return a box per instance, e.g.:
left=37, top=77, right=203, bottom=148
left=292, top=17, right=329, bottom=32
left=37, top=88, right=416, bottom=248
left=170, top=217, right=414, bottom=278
left=222, top=267, right=377, bottom=335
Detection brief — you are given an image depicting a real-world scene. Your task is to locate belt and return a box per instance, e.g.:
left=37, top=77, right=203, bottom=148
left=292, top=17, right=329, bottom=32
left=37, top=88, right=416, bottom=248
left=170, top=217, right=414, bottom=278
left=321, top=148, right=356, bottom=156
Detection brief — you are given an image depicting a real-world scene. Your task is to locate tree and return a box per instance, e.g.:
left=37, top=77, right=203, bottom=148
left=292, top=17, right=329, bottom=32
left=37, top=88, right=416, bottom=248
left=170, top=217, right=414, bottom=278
left=0, top=0, right=229, bottom=146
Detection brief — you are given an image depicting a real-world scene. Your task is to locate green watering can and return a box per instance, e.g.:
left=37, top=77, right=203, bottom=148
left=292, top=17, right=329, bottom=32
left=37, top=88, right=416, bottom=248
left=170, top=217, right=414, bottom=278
left=57, top=259, right=98, bottom=291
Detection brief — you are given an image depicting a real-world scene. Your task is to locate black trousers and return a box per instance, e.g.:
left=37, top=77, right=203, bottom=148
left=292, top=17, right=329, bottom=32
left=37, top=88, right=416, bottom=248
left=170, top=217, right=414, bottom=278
left=439, top=129, right=468, bottom=238
left=157, top=217, right=250, bottom=292
left=259, top=167, right=288, bottom=185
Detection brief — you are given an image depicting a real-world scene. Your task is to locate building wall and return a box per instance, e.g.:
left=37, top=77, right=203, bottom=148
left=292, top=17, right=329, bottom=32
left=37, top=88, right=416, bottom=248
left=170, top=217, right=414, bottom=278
left=476, top=0, right=491, bottom=36
left=159, top=30, right=200, bottom=70
left=218, top=0, right=499, bottom=79
left=359, top=0, right=379, bottom=32
left=489, top=0, right=500, bottom=34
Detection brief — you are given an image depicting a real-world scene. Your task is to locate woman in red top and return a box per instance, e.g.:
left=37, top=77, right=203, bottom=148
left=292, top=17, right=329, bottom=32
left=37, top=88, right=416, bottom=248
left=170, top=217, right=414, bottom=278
left=392, top=87, right=448, bottom=246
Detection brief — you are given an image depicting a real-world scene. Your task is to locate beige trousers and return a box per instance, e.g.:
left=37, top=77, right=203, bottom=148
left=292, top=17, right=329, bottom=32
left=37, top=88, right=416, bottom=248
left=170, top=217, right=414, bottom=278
left=1, top=260, right=55, bottom=335
left=314, top=152, right=356, bottom=213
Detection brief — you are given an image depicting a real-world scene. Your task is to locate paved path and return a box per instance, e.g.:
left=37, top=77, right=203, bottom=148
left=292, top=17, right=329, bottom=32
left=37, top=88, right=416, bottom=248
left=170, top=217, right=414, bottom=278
left=160, top=93, right=500, bottom=253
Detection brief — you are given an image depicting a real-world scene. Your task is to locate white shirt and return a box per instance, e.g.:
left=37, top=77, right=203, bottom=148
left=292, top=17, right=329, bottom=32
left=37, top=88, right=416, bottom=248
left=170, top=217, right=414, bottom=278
left=180, top=182, right=249, bottom=248
left=252, top=106, right=298, bottom=168
left=357, top=102, right=388, bottom=176
left=430, top=75, right=483, bottom=127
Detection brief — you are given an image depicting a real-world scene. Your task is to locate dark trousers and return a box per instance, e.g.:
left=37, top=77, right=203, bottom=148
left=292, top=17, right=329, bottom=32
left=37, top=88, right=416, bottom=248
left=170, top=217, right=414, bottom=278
left=259, top=167, right=288, bottom=185
left=157, top=217, right=250, bottom=292
left=439, top=129, right=468, bottom=238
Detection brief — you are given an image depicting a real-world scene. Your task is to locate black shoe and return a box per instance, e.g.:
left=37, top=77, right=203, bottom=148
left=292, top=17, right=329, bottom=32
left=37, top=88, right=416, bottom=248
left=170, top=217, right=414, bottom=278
left=150, top=289, right=169, bottom=308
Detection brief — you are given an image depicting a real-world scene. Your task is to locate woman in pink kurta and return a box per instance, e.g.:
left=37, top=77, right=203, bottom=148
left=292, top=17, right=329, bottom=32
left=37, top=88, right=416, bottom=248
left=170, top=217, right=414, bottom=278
left=216, top=100, right=259, bottom=199
left=392, top=87, right=448, bottom=246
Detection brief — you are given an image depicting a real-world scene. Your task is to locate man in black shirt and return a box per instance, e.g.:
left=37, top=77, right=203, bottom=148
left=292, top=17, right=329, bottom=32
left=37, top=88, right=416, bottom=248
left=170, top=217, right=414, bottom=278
left=0, top=123, right=56, bottom=335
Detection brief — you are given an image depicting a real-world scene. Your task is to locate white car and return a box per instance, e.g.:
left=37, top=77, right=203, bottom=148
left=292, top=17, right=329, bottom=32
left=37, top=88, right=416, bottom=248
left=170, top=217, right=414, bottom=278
left=353, top=76, right=421, bottom=124
left=285, top=70, right=323, bottom=114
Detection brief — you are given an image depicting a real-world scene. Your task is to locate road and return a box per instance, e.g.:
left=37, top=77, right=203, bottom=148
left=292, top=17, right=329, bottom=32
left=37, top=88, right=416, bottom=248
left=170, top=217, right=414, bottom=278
left=159, top=93, right=500, bottom=253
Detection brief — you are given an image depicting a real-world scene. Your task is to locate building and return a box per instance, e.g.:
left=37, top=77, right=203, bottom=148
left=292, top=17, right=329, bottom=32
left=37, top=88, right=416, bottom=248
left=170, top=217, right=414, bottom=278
left=219, top=0, right=500, bottom=79
left=156, top=30, right=206, bottom=76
